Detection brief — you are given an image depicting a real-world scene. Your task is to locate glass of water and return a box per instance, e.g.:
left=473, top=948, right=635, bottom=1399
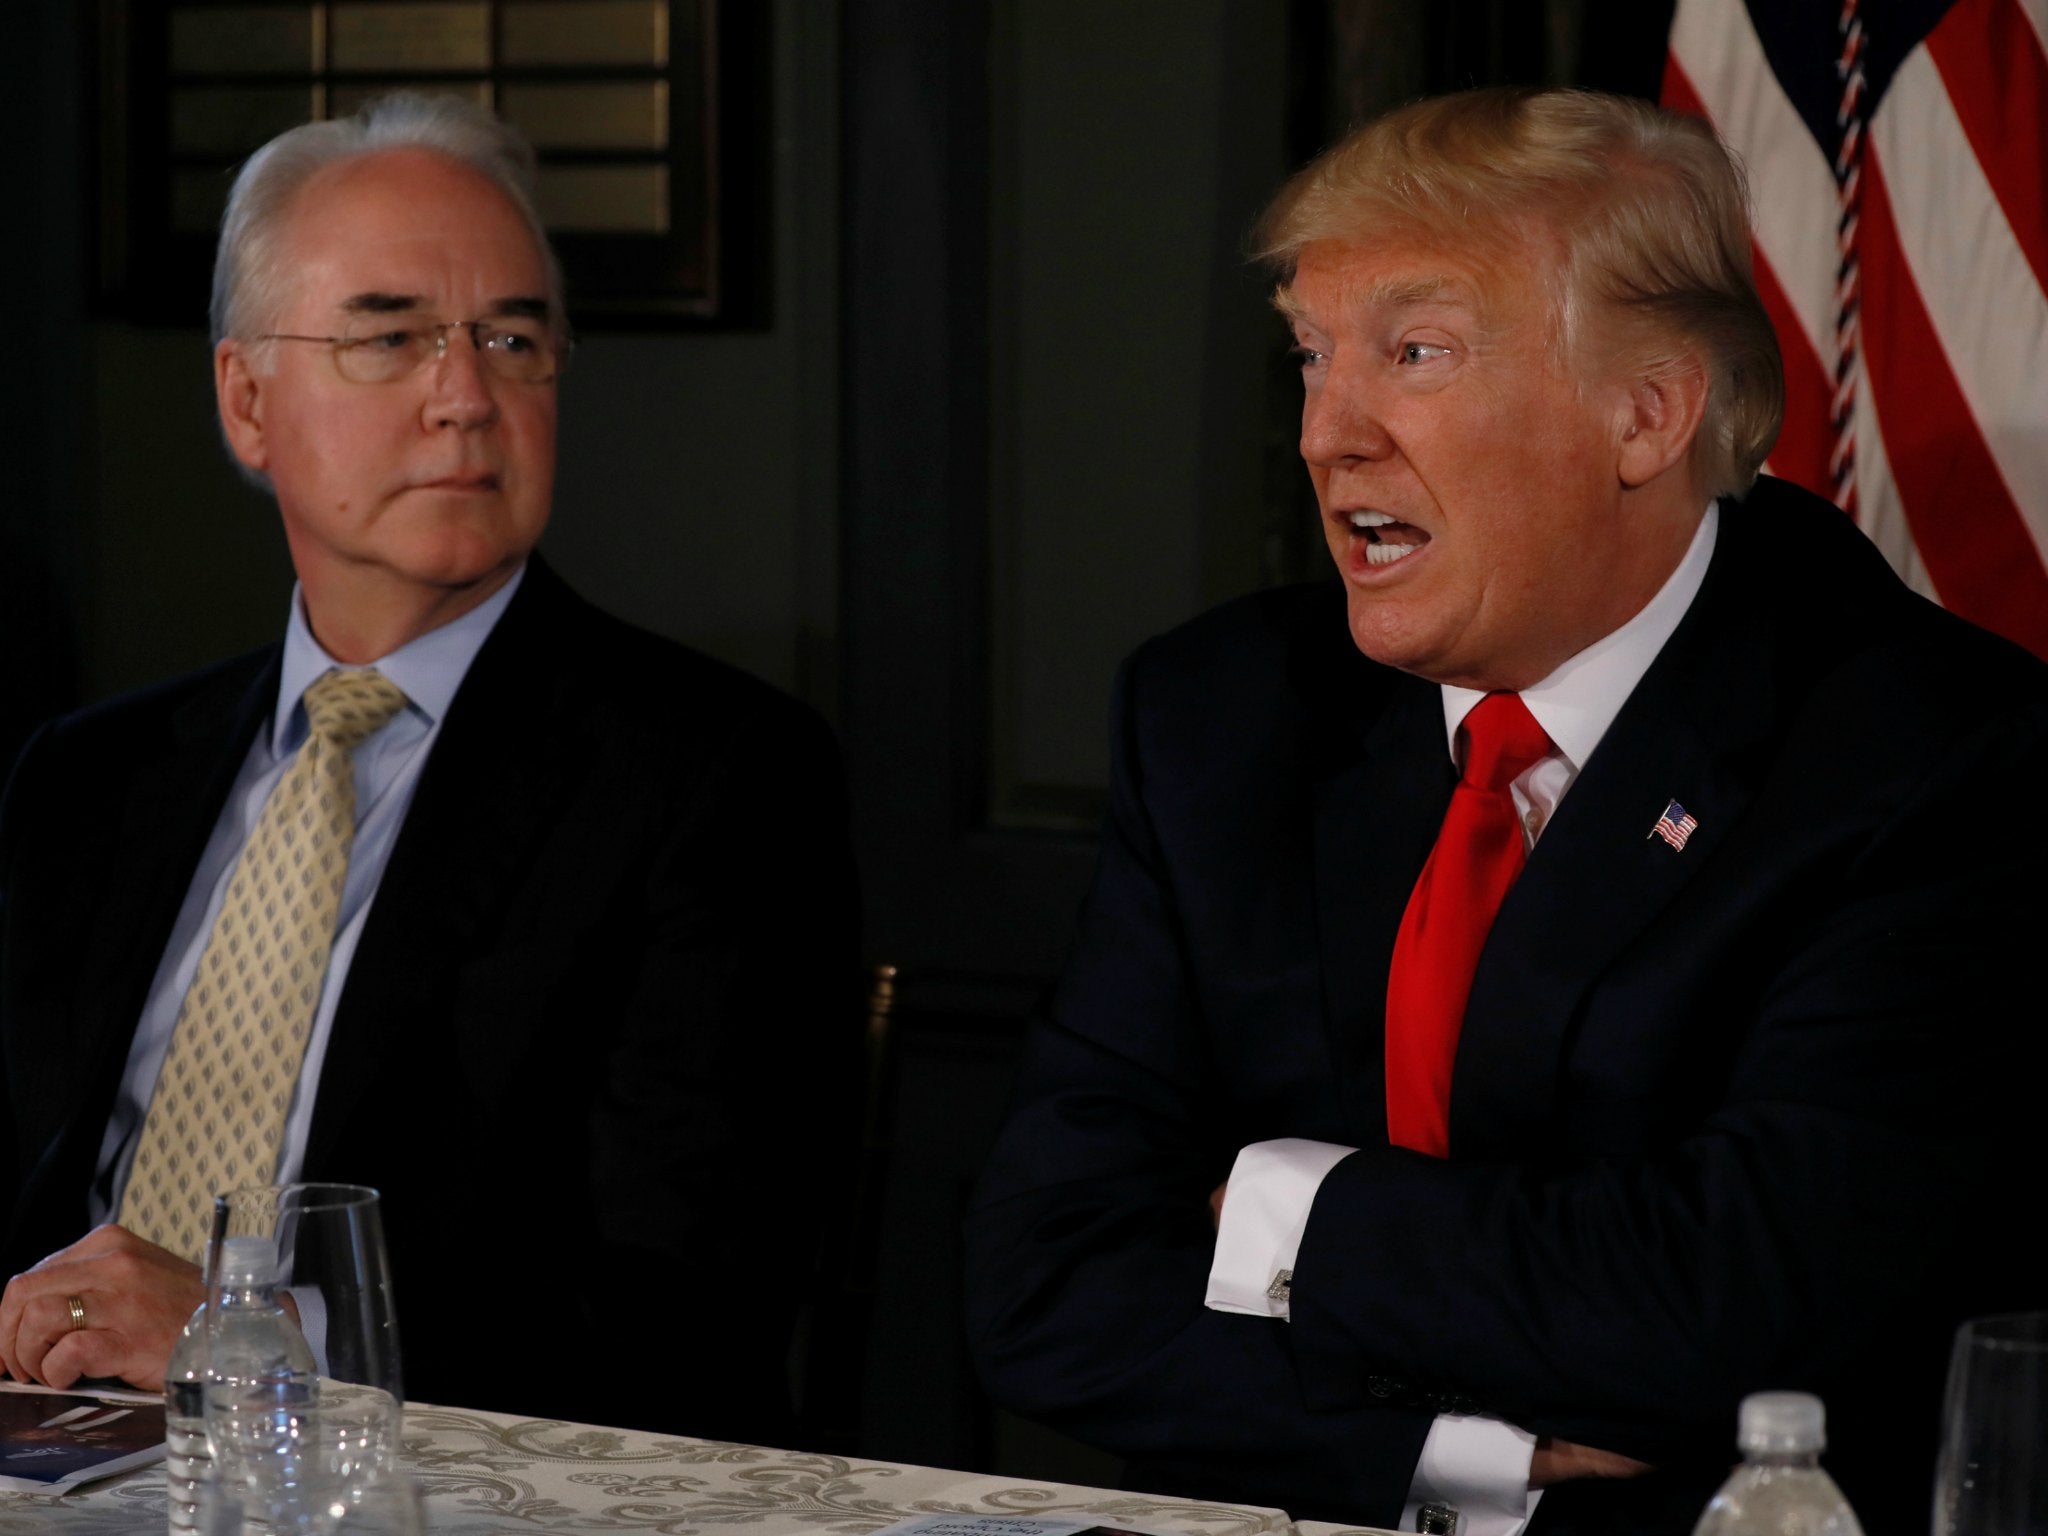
left=201, top=1184, right=404, bottom=1535
left=1933, top=1313, right=2048, bottom=1536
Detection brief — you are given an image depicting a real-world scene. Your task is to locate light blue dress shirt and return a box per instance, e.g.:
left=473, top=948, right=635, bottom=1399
left=90, top=568, right=526, bottom=1222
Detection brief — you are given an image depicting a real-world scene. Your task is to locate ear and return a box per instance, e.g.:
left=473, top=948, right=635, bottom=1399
left=215, top=339, right=270, bottom=475
left=1615, top=356, right=1708, bottom=490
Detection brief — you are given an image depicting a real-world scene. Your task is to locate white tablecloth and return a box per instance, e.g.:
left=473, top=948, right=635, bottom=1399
left=0, top=1399, right=1391, bottom=1535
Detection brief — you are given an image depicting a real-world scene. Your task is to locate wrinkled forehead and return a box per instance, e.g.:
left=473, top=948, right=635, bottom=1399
left=276, top=147, right=551, bottom=318
left=1274, top=222, right=1571, bottom=336
left=1274, top=263, right=1477, bottom=325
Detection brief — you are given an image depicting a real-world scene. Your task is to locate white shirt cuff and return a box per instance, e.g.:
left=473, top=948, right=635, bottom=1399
left=1203, top=1138, right=1354, bottom=1318
left=287, top=1284, right=331, bottom=1375
left=1401, top=1415, right=1541, bottom=1536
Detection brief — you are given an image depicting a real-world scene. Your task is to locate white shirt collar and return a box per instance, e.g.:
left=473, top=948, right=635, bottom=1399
left=1439, top=504, right=1718, bottom=771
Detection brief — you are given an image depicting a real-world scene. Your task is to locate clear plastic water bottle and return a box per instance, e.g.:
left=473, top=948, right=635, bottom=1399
left=1693, top=1391, right=1866, bottom=1536
left=164, top=1236, right=317, bottom=1534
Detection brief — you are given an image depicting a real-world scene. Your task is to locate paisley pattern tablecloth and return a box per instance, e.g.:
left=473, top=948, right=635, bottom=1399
left=1, top=1397, right=1388, bottom=1536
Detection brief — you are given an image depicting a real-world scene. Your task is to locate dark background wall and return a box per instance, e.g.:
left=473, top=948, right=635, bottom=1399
left=1, top=0, right=1672, bottom=1486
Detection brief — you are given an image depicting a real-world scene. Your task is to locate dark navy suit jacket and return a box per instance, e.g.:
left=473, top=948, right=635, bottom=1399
left=966, top=477, right=2048, bottom=1535
left=0, top=556, right=861, bottom=1443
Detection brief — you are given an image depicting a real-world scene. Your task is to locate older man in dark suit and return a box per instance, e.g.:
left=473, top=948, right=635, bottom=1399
left=966, top=87, right=2046, bottom=1536
left=0, top=93, right=858, bottom=1443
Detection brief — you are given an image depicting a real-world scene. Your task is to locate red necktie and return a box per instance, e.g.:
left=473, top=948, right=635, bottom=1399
left=1385, top=692, right=1553, bottom=1158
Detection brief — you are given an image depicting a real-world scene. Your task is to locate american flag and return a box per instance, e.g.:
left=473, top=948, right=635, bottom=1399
left=1663, top=0, right=2048, bottom=661
left=1652, top=799, right=1701, bottom=851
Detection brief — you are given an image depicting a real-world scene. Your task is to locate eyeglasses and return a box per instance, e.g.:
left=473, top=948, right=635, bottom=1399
left=257, top=315, right=570, bottom=385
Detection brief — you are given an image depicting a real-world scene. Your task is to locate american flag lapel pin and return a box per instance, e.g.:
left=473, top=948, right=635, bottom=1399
left=1648, top=798, right=1699, bottom=851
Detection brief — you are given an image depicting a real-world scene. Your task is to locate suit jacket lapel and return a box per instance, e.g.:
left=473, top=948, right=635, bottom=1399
left=83, top=659, right=275, bottom=1069
left=304, top=562, right=585, bottom=1168
left=1312, top=663, right=1450, bottom=1141
left=1450, top=518, right=1784, bottom=1157
left=26, top=652, right=277, bottom=1219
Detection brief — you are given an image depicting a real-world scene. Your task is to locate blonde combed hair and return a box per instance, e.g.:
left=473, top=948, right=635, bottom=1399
left=1256, top=88, right=1783, bottom=499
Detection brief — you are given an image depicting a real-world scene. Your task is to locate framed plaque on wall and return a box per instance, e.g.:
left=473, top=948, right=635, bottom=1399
left=97, top=0, right=770, bottom=327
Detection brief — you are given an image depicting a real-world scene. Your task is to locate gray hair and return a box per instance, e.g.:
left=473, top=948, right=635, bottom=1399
left=210, top=90, right=565, bottom=348
left=1256, top=87, right=1783, bottom=500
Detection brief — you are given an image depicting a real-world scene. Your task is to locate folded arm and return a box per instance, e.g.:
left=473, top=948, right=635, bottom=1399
left=966, top=647, right=2047, bottom=1520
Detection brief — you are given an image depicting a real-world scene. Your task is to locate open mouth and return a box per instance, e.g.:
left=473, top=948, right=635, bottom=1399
left=1345, top=509, right=1428, bottom=566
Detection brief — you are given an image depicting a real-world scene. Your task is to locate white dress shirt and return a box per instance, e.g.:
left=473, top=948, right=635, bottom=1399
left=91, top=570, right=524, bottom=1222
left=1204, top=506, right=1720, bottom=1536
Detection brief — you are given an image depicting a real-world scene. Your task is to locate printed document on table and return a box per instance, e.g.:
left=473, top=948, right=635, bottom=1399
left=0, top=1382, right=165, bottom=1494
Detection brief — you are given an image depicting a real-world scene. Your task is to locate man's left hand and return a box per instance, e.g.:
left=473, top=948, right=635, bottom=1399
left=0, top=1225, right=202, bottom=1391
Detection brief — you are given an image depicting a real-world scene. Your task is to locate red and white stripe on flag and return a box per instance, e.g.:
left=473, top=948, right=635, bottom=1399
left=1664, top=0, right=2048, bottom=660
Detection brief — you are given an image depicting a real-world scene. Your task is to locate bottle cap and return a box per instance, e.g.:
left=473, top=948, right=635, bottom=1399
left=1738, top=1390, right=1825, bottom=1454
left=214, top=1235, right=281, bottom=1287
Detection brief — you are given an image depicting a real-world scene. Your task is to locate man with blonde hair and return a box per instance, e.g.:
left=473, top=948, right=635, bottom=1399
left=0, top=94, right=858, bottom=1441
left=968, top=87, right=2045, bottom=1536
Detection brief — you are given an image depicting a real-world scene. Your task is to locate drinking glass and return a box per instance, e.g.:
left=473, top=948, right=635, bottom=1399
left=201, top=1183, right=405, bottom=1536
left=194, top=1464, right=428, bottom=1536
left=1933, top=1312, right=2048, bottom=1536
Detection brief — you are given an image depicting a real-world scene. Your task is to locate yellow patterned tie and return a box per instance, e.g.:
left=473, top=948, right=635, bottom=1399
left=117, top=668, right=409, bottom=1261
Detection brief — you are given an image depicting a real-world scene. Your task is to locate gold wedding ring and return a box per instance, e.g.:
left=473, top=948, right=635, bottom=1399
left=64, top=1294, right=87, bottom=1331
